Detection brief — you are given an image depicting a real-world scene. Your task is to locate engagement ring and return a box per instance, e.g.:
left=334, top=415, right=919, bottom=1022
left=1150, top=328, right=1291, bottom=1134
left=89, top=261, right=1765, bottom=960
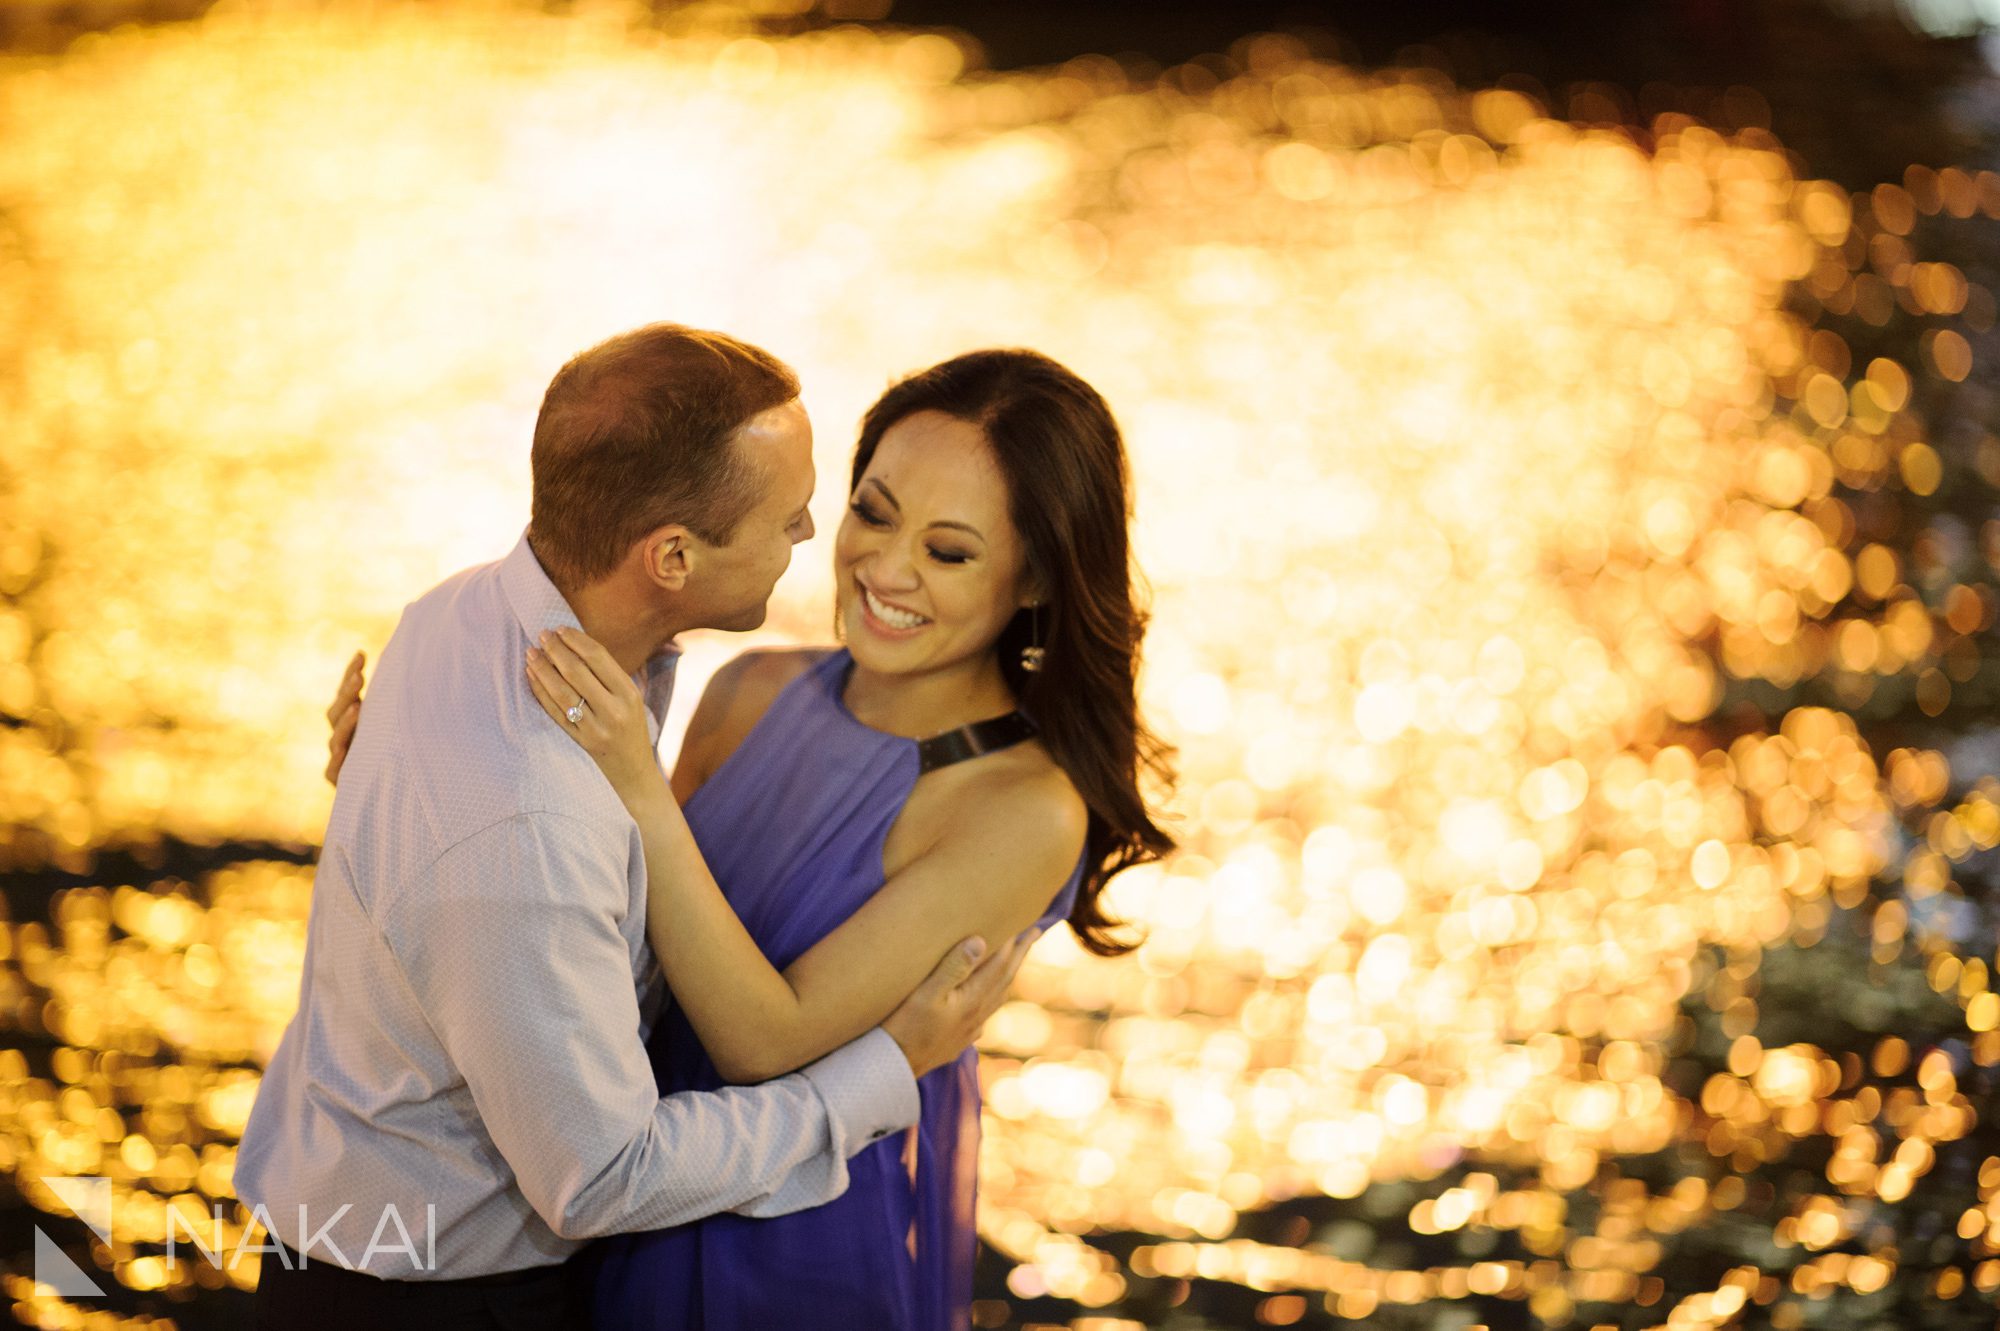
left=565, top=700, right=586, bottom=726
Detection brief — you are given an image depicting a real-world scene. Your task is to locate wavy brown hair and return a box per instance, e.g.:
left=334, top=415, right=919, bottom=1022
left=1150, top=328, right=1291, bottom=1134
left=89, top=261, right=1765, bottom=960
left=852, top=350, right=1175, bottom=955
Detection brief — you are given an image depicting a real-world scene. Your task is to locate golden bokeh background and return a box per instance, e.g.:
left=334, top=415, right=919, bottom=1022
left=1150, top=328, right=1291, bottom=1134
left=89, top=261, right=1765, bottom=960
left=0, top=2, right=1996, bottom=1327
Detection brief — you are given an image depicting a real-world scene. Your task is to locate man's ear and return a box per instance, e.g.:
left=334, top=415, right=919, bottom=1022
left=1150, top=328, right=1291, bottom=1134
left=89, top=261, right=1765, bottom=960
left=644, top=526, right=695, bottom=591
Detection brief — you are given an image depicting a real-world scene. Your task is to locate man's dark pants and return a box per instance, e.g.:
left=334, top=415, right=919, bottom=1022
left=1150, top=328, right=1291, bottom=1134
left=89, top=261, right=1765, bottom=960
left=254, top=1242, right=592, bottom=1330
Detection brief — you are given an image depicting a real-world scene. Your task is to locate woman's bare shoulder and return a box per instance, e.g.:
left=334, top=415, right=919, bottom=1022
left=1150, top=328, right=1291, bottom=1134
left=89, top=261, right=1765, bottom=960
left=892, top=737, right=1087, bottom=879
left=961, top=744, right=1088, bottom=841
left=903, top=744, right=1089, bottom=927
left=675, top=647, right=836, bottom=793
left=713, top=645, right=834, bottom=700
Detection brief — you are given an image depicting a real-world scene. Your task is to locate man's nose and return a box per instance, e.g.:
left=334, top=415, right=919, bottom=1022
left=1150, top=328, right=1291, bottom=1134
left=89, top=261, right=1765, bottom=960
left=794, top=511, right=815, bottom=545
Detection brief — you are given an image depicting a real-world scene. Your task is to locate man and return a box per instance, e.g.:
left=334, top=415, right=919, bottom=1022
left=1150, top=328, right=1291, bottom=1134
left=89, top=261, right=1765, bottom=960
left=236, top=324, right=1034, bottom=1329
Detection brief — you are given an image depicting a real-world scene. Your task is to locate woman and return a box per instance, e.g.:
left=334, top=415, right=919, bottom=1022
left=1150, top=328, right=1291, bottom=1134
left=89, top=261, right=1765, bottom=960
left=325, top=349, right=1174, bottom=1328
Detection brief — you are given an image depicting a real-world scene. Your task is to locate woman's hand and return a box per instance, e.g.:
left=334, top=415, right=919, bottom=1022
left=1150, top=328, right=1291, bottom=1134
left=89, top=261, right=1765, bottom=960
left=525, top=626, right=668, bottom=809
left=325, top=651, right=365, bottom=787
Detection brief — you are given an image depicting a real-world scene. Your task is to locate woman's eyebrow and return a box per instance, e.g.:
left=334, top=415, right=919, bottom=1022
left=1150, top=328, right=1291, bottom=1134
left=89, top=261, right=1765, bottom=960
left=865, top=477, right=986, bottom=541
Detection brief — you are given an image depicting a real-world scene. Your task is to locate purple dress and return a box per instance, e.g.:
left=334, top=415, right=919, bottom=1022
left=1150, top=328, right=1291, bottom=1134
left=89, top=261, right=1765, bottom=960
left=588, top=650, right=1083, bottom=1330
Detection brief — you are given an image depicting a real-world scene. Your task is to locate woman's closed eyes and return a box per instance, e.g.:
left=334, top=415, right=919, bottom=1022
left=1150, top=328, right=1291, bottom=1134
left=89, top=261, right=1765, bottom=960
left=848, top=499, right=976, bottom=565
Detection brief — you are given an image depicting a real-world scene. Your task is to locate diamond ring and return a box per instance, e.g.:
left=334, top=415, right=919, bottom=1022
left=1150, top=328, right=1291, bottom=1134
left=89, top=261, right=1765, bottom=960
left=565, top=700, right=586, bottom=726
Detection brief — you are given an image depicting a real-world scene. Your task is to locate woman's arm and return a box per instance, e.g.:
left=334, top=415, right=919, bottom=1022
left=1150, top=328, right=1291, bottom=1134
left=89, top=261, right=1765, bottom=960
left=527, top=626, right=1082, bottom=1084
left=630, top=762, right=1076, bottom=1084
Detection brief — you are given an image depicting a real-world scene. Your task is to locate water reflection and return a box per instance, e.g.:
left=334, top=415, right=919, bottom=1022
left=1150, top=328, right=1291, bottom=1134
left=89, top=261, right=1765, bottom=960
left=0, top=4, right=1995, bottom=1327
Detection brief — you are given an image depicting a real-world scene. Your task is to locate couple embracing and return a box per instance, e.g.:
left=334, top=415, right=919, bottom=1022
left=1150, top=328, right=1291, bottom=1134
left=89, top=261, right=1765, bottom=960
left=235, top=324, right=1175, bottom=1329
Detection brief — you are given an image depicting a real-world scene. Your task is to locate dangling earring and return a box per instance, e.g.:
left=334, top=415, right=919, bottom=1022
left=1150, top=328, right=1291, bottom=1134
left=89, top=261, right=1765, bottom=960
left=1020, top=603, right=1046, bottom=673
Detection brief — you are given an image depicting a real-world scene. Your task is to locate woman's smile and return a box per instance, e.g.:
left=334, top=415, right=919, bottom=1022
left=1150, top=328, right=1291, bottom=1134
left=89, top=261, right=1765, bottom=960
left=857, top=581, right=933, bottom=635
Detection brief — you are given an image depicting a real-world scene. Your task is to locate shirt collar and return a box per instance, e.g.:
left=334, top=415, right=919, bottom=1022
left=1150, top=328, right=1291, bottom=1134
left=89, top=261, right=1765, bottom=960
left=499, top=530, right=682, bottom=737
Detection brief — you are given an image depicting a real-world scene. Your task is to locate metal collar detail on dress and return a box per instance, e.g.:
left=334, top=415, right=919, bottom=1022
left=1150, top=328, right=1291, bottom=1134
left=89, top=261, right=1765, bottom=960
left=916, top=711, right=1039, bottom=774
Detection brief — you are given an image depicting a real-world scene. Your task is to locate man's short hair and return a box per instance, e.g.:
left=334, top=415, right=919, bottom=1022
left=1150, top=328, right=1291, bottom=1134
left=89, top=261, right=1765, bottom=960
left=528, top=323, right=800, bottom=591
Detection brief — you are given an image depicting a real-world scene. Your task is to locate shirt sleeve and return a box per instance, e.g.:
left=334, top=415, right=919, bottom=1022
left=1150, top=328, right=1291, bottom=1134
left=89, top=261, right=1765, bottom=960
left=734, top=1026, right=918, bottom=1218
left=384, top=812, right=920, bottom=1240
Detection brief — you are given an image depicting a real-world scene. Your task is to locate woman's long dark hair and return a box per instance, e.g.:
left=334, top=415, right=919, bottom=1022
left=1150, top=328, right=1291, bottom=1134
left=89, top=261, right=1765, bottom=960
left=852, top=350, right=1176, bottom=955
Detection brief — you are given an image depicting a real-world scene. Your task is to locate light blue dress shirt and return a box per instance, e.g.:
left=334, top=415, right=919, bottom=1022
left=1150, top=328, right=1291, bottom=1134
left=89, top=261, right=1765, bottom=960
left=236, top=532, right=919, bottom=1279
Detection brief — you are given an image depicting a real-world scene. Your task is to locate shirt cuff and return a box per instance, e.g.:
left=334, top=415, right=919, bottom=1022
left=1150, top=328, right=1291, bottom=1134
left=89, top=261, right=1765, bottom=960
left=800, top=1026, right=920, bottom=1155
left=732, top=1028, right=921, bottom=1220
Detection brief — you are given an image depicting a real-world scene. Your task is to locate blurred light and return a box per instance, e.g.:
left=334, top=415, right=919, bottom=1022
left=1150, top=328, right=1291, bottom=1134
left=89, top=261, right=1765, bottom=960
left=0, top=4, right=1993, bottom=1326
